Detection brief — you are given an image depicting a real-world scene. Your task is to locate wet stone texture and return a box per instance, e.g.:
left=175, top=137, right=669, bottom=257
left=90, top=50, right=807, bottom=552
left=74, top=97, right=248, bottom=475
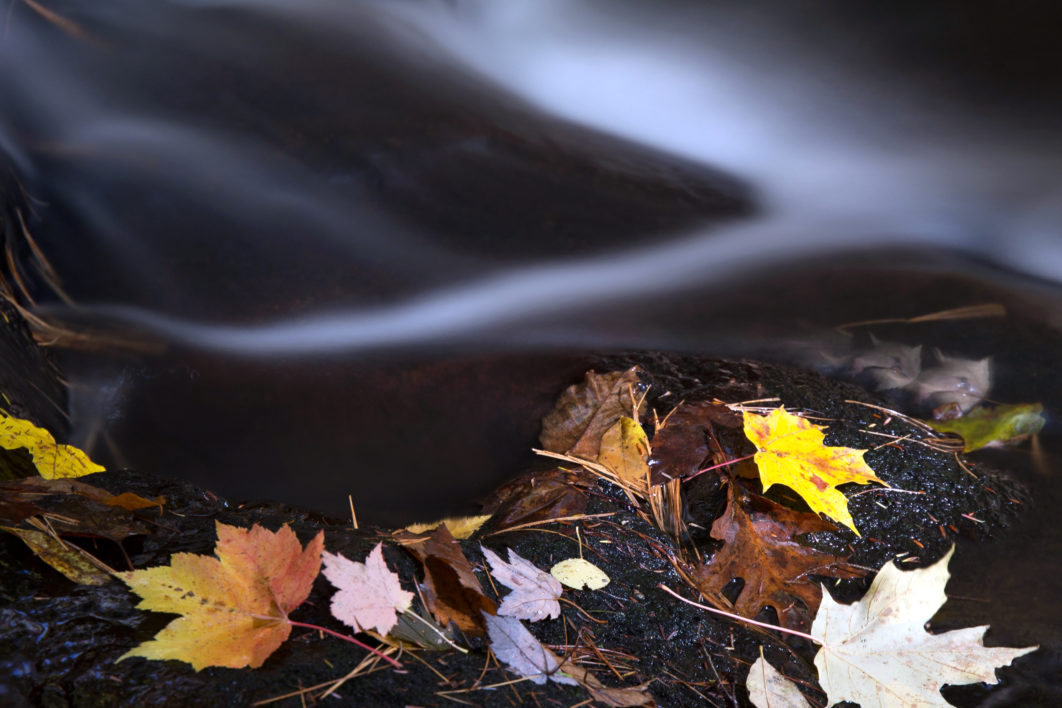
left=0, top=353, right=1043, bottom=707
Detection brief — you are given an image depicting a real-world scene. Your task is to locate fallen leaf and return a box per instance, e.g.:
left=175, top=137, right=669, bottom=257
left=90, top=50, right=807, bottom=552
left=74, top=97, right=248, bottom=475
left=105, top=492, right=166, bottom=512
left=0, top=410, right=104, bottom=479
left=743, top=407, right=885, bottom=535
left=1, top=524, right=113, bottom=585
left=926, top=403, right=1045, bottom=452
left=481, top=546, right=561, bottom=622
left=556, top=658, right=656, bottom=706
left=479, top=467, right=591, bottom=531
left=0, top=477, right=152, bottom=541
left=484, top=613, right=577, bottom=686
left=395, top=525, right=497, bottom=636
left=597, top=416, right=651, bottom=492
left=694, top=483, right=863, bottom=631
left=812, top=547, right=1037, bottom=707
left=550, top=557, right=609, bottom=590
left=119, top=521, right=323, bottom=670
left=322, top=542, right=413, bottom=636
left=540, top=368, right=647, bottom=458
left=647, top=400, right=740, bottom=484
left=747, top=652, right=812, bottom=708
left=404, top=514, right=492, bottom=539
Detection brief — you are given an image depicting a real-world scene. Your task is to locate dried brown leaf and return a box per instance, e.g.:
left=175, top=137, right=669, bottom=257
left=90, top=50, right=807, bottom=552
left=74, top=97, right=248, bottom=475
left=540, top=368, right=647, bottom=458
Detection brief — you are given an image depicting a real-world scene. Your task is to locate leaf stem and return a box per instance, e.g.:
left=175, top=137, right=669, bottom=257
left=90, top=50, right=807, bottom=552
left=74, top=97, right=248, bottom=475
left=657, top=584, right=821, bottom=645
left=286, top=620, right=404, bottom=669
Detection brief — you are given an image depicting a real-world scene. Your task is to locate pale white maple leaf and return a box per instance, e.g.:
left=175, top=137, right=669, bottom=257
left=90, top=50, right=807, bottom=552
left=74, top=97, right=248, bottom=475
left=322, top=542, right=413, bottom=636
left=812, top=546, right=1037, bottom=708
left=747, top=653, right=812, bottom=708
left=484, top=612, right=577, bottom=686
left=481, top=545, right=561, bottom=622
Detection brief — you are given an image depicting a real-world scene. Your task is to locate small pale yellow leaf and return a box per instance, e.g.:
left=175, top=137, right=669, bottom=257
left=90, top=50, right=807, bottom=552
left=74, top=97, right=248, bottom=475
left=550, top=558, right=609, bottom=590
left=0, top=410, right=104, bottom=479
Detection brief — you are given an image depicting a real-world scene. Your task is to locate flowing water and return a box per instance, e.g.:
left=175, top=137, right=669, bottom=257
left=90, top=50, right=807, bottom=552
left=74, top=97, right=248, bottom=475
left=2, top=1, right=1062, bottom=701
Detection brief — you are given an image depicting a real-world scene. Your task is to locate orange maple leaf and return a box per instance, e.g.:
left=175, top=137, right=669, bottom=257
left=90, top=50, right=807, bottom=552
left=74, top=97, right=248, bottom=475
left=119, top=521, right=323, bottom=670
left=742, top=407, right=886, bottom=535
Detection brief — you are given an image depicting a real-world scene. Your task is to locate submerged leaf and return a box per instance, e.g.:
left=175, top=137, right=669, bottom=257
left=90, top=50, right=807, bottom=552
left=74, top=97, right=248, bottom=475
left=119, top=522, right=323, bottom=670
left=0, top=410, right=104, bottom=479
left=322, top=542, right=413, bottom=636
left=482, top=546, right=561, bottom=622
left=743, top=407, right=885, bottom=535
left=812, top=547, right=1037, bottom=707
left=926, top=403, right=1045, bottom=452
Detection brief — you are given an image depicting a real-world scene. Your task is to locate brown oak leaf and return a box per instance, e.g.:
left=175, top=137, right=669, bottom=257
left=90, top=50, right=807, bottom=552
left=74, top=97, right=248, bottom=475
left=693, top=483, right=864, bottom=631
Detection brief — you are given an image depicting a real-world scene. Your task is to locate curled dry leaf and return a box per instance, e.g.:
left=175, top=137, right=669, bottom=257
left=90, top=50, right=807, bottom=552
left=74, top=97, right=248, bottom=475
left=395, top=525, right=497, bottom=636
left=0, top=410, right=104, bottom=479
left=119, top=521, right=323, bottom=671
left=322, top=542, right=413, bottom=636
left=743, top=406, right=885, bottom=535
left=812, top=547, right=1037, bottom=707
left=540, top=367, right=647, bottom=458
left=481, top=545, right=561, bottom=622
left=550, top=557, right=609, bottom=590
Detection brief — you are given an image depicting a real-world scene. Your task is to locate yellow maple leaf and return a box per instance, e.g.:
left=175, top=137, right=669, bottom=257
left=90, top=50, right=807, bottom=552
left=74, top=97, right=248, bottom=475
left=119, top=521, right=323, bottom=670
left=742, top=407, right=885, bottom=535
left=0, top=410, right=104, bottom=479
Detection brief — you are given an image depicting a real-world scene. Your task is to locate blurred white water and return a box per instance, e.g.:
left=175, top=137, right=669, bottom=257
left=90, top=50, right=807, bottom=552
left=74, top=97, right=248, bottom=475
left=5, top=0, right=1062, bottom=357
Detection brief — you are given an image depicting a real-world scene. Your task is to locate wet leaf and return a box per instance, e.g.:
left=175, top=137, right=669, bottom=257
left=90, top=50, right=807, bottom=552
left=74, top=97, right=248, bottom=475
left=556, top=658, right=657, bottom=706
left=1, top=524, right=113, bottom=585
left=0, top=477, right=152, bottom=541
left=812, top=547, right=1037, bottom=707
left=118, top=521, right=323, bottom=670
left=481, top=545, right=561, bottom=622
left=550, top=557, right=609, bottom=590
left=747, top=652, right=812, bottom=708
left=694, top=483, right=863, bottom=631
left=480, top=467, right=590, bottom=531
left=404, top=514, right=492, bottom=539
left=104, top=492, right=165, bottom=512
left=0, top=410, right=104, bottom=479
left=598, top=416, right=650, bottom=491
left=484, top=613, right=577, bottom=686
left=395, top=525, right=496, bottom=636
left=926, top=403, right=1045, bottom=452
left=540, top=368, right=647, bottom=458
left=743, top=407, right=885, bottom=535
left=648, top=400, right=739, bottom=484
left=322, top=542, right=413, bottom=636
